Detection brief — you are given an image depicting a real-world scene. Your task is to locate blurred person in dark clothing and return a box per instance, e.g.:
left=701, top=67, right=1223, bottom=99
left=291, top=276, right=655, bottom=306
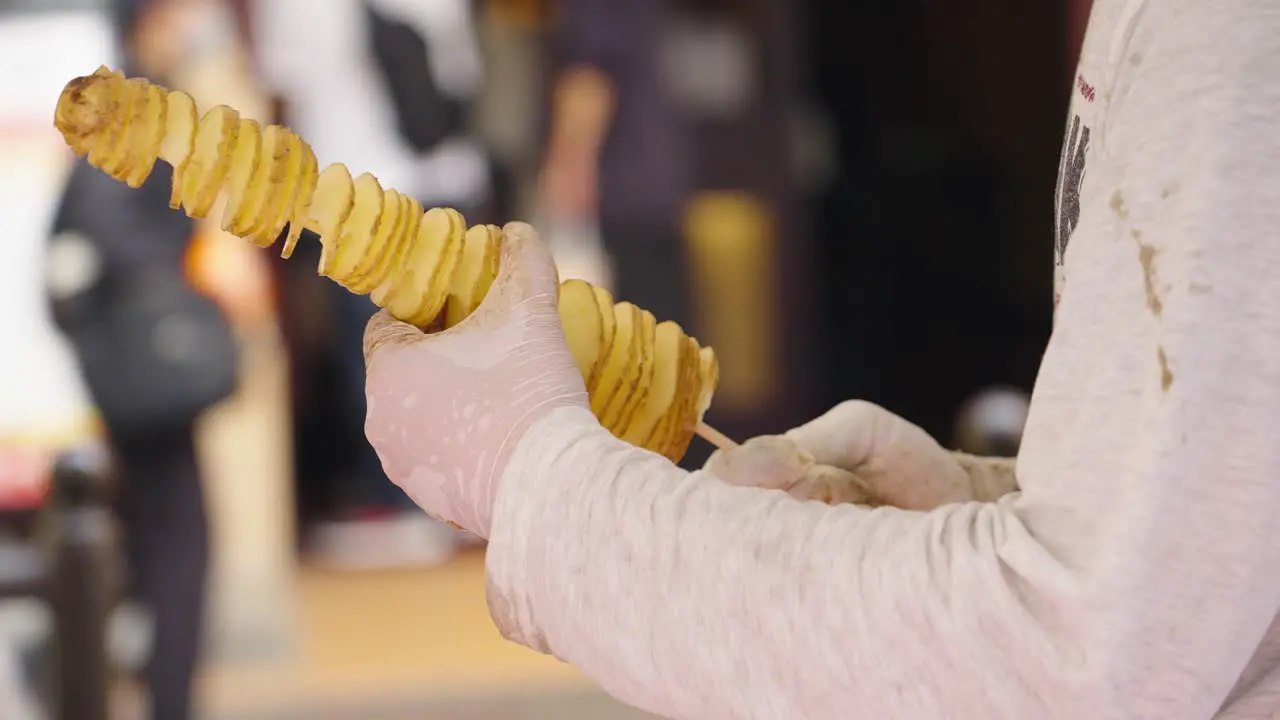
left=541, top=0, right=692, bottom=332
left=48, top=175, right=220, bottom=719
left=42, top=2, right=245, bottom=718
left=541, top=0, right=817, bottom=459
left=242, top=0, right=498, bottom=566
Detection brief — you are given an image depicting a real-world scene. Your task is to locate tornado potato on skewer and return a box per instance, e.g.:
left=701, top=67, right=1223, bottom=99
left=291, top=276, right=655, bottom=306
left=53, top=66, right=719, bottom=462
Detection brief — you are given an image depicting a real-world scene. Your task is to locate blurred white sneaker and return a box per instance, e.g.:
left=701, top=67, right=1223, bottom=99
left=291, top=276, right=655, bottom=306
left=307, top=508, right=460, bottom=570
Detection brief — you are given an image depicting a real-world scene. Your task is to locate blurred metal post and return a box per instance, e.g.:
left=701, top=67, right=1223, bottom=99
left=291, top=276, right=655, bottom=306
left=46, top=444, right=114, bottom=720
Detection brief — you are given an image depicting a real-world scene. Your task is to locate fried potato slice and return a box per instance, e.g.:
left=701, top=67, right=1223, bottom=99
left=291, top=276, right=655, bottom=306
left=281, top=141, right=318, bottom=259
left=346, top=188, right=406, bottom=292
left=360, top=186, right=403, bottom=283
left=373, top=207, right=459, bottom=327
left=328, top=173, right=384, bottom=286
left=311, top=163, right=356, bottom=275
left=54, top=66, right=115, bottom=156
left=406, top=208, right=467, bottom=328
left=360, top=194, right=420, bottom=295
left=109, top=77, right=154, bottom=182
left=663, top=335, right=706, bottom=462
left=616, top=308, right=657, bottom=436
left=651, top=334, right=700, bottom=461
left=125, top=82, right=168, bottom=188
left=589, top=285, right=616, bottom=392
left=599, top=303, right=643, bottom=431
left=106, top=78, right=145, bottom=184
left=695, top=346, right=719, bottom=420
left=256, top=129, right=305, bottom=246
left=444, top=224, right=503, bottom=328
left=180, top=105, right=239, bottom=218
left=557, top=279, right=605, bottom=385
left=220, top=118, right=261, bottom=232
left=590, top=300, right=632, bottom=421
left=242, top=125, right=289, bottom=243
left=382, top=193, right=416, bottom=284
left=86, top=68, right=126, bottom=173
left=623, top=320, right=684, bottom=446
left=160, top=90, right=198, bottom=208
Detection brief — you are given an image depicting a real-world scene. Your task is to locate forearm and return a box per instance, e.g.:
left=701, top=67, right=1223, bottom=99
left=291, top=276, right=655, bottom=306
left=547, top=65, right=615, bottom=159
left=487, top=409, right=1088, bottom=719
left=488, top=390, right=1280, bottom=720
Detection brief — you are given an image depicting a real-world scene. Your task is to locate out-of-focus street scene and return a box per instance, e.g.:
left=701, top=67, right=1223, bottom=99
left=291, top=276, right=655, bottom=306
left=0, top=0, right=1089, bottom=717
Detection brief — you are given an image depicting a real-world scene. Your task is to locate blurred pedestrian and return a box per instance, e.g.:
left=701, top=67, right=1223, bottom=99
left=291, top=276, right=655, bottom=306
left=242, top=0, right=497, bottom=566
left=43, top=2, right=242, bottom=717
left=540, top=0, right=693, bottom=335
left=541, top=0, right=816, bottom=458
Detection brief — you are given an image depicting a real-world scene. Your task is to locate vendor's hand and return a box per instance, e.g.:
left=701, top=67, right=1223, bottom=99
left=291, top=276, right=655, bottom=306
left=705, top=401, right=979, bottom=510
left=362, top=223, right=589, bottom=537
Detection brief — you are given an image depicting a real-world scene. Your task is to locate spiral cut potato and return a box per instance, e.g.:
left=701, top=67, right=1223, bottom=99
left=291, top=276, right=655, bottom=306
left=53, top=66, right=719, bottom=461
left=558, top=280, right=718, bottom=461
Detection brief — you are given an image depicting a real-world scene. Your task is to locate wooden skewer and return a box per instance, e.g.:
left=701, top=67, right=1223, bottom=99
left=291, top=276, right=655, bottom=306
left=695, top=422, right=738, bottom=451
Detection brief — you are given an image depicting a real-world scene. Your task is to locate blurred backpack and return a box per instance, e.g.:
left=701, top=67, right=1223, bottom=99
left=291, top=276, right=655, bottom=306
left=362, top=0, right=474, bottom=154
left=45, top=159, right=239, bottom=439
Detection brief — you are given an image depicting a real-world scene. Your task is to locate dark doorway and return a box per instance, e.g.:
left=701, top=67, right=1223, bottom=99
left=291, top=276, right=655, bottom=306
left=805, top=0, right=1067, bottom=443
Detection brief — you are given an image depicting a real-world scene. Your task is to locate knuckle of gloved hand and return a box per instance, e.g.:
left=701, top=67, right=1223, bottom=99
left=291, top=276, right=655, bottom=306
left=363, top=311, right=421, bottom=365
left=786, top=400, right=880, bottom=448
left=827, top=399, right=886, bottom=428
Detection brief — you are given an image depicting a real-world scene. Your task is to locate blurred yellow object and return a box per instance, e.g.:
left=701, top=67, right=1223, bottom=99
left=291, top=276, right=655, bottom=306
left=486, top=0, right=553, bottom=29
left=0, top=413, right=102, bottom=449
left=684, top=191, right=779, bottom=412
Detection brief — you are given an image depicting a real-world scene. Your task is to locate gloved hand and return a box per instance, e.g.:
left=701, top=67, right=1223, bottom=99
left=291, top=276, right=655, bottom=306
left=704, top=401, right=1018, bottom=510
left=362, top=222, right=589, bottom=538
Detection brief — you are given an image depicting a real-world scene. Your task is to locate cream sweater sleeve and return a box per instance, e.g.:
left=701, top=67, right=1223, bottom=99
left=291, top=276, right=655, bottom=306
left=484, top=2, right=1280, bottom=718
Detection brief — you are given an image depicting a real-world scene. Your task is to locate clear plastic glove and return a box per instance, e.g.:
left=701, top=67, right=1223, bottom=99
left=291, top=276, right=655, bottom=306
left=705, top=400, right=1018, bottom=510
left=362, top=222, right=589, bottom=537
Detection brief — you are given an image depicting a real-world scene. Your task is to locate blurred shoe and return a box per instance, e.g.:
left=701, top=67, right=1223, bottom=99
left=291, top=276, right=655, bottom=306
left=0, top=637, right=40, bottom=720
left=0, top=599, right=46, bottom=720
left=109, top=602, right=153, bottom=674
left=307, top=507, right=460, bottom=570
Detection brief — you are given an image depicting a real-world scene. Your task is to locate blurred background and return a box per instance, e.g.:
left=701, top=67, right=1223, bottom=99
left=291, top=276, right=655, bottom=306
left=0, top=0, right=1090, bottom=717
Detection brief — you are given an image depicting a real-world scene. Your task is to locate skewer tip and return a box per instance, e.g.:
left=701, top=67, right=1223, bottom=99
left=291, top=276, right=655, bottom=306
left=695, top=422, right=737, bottom=451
